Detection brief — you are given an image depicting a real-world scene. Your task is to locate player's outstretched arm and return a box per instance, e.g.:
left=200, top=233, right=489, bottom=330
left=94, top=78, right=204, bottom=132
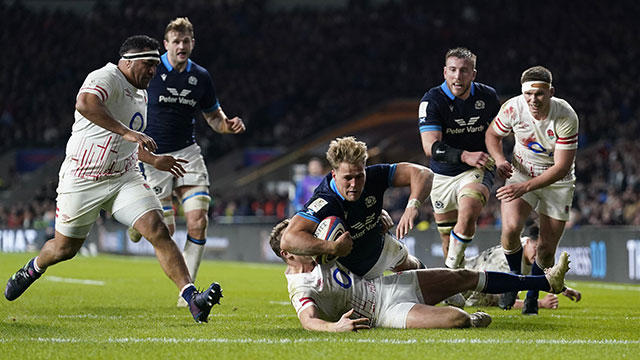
left=76, top=93, right=157, bottom=152
left=562, top=287, right=582, bottom=302
left=299, top=307, right=370, bottom=332
left=391, top=162, right=433, bottom=239
left=138, top=145, right=188, bottom=178
left=204, top=108, right=246, bottom=134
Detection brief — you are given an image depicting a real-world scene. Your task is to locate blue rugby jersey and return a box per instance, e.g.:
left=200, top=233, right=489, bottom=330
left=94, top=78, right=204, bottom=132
left=145, top=53, right=220, bottom=154
left=418, top=81, right=500, bottom=176
left=296, top=164, right=397, bottom=276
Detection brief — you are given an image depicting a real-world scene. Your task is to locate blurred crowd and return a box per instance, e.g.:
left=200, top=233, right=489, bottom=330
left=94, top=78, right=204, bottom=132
left=1, top=0, right=639, bottom=228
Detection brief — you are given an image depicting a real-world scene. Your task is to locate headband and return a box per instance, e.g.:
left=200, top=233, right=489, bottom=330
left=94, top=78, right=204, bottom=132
left=120, top=50, right=161, bottom=62
left=521, top=81, right=551, bottom=93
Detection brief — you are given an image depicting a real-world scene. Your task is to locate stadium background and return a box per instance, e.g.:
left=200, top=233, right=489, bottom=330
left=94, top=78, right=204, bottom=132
left=0, top=0, right=639, bottom=284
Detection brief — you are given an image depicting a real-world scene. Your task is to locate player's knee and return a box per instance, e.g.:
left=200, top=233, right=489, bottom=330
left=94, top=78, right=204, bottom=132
left=437, top=219, right=456, bottom=235
left=143, top=216, right=171, bottom=242
left=187, top=214, right=208, bottom=234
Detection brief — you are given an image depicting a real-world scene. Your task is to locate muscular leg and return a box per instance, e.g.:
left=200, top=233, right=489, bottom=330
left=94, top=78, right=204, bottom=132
left=133, top=210, right=191, bottom=290
left=406, top=304, right=471, bottom=329
left=434, top=211, right=457, bottom=257
left=446, top=183, right=489, bottom=269
left=524, top=213, right=566, bottom=308
left=36, top=231, right=86, bottom=269
left=175, top=185, right=210, bottom=283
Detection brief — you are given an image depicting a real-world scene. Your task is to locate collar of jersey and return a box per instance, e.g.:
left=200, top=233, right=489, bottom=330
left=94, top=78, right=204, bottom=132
left=441, top=81, right=475, bottom=100
left=329, top=178, right=346, bottom=201
left=161, top=53, right=193, bottom=72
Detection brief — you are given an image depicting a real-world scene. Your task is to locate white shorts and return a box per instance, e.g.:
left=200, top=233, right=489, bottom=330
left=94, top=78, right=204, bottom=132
left=506, top=170, right=575, bottom=221
left=373, top=271, right=424, bottom=328
left=431, top=168, right=494, bottom=214
left=55, top=171, right=162, bottom=239
left=362, top=233, right=409, bottom=280
left=139, top=143, right=210, bottom=199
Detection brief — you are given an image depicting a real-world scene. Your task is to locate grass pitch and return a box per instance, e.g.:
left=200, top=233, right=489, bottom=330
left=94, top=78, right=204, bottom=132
left=1, top=252, right=639, bottom=359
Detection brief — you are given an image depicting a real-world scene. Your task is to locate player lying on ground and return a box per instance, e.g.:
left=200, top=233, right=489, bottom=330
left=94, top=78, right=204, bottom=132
left=463, top=223, right=581, bottom=309
left=270, top=220, right=570, bottom=331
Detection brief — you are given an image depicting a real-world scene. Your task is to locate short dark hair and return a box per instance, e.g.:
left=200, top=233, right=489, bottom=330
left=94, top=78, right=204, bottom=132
left=521, top=66, right=553, bottom=84
left=445, top=47, right=477, bottom=69
left=269, top=219, right=290, bottom=259
left=522, top=224, right=539, bottom=241
left=119, top=35, right=159, bottom=56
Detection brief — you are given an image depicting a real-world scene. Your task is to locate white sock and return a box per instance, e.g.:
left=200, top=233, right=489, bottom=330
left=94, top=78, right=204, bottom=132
left=445, top=231, right=472, bottom=268
left=183, top=238, right=206, bottom=282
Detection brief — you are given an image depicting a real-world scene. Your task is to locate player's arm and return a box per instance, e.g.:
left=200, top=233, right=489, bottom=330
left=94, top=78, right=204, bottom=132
left=496, top=148, right=576, bottom=202
left=281, top=215, right=352, bottom=257
left=203, top=108, right=245, bottom=134
left=390, top=162, right=433, bottom=239
left=421, top=130, right=491, bottom=169
left=298, top=307, right=370, bottom=332
left=75, top=93, right=157, bottom=152
left=485, top=124, right=513, bottom=179
left=137, top=146, right=188, bottom=178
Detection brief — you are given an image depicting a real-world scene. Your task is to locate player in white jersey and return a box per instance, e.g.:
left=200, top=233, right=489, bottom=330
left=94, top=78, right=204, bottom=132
left=4, top=36, right=221, bottom=323
left=485, top=65, right=579, bottom=315
left=270, top=220, right=571, bottom=331
left=463, top=224, right=581, bottom=308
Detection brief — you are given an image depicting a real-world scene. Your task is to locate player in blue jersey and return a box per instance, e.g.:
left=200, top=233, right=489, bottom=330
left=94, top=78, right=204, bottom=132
left=418, top=47, right=500, bottom=270
left=127, top=18, right=245, bottom=307
left=281, top=136, right=432, bottom=279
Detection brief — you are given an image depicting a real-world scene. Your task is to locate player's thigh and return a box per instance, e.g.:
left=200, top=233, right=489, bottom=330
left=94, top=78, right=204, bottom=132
left=54, top=178, right=108, bottom=239
left=416, top=268, right=478, bottom=304
left=375, top=271, right=423, bottom=328
left=109, top=172, right=162, bottom=229
left=431, top=169, right=491, bottom=215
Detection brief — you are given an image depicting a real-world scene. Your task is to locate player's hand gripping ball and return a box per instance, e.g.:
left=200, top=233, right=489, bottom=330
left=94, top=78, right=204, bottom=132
left=313, top=216, right=346, bottom=265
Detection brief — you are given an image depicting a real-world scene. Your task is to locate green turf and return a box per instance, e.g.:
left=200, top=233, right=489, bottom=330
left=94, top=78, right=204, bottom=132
left=1, top=252, right=639, bottom=359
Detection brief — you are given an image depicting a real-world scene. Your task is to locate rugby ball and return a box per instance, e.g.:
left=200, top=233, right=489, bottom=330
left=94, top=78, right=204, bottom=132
left=313, top=216, right=347, bottom=265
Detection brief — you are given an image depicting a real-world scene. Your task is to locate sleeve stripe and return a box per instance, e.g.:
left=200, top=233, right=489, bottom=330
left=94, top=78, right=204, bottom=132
left=80, top=87, right=107, bottom=102
left=494, top=117, right=510, bottom=133
left=557, top=139, right=578, bottom=145
left=299, top=297, right=316, bottom=307
left=95, top=85, right=109, bottom=101
left=419, top=125, right=441, bottom=133
left=557, top=134, right=578, bottom=140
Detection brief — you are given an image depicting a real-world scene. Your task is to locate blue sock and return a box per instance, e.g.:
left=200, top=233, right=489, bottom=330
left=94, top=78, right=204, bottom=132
left=181, top=284, right=197, bottom=303
left=504, top=247, right=523, bottom=274
left=526, top=261, right=544, bottom=299
left=482, top=271, right=549, bottom=294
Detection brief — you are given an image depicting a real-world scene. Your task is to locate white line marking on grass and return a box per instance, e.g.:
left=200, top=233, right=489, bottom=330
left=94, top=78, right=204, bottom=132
left=1, top=338, right=639, bottom=345
left=579, top=283, right=640, bottom=292
left=45, top=276, right=105, bottom=286
left=268, top=301, right=291, bottom=305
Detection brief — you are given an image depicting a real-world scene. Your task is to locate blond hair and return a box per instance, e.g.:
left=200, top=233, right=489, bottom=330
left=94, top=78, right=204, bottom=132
left=326, top=136, right=368, bottom=170
left=269, top=219, right=290, bottom=259
left=165, top=17, right=194, bottom=39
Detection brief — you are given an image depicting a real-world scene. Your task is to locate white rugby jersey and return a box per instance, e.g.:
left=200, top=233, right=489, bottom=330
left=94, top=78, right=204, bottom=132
left=60, top=63, right=148, bottom=180
left=492, top=95, right=579, bottom=181
left=287, top=263, right=376, bottom=322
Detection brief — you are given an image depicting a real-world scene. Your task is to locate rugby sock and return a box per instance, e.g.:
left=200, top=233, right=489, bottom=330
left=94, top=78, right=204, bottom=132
left=180, top=283, right=197, bottom=303
left=526, top=261, right=544, bottom=300
left=503, top=245, right=523, bottom=274
left=445, top=231, right=472, bottom=268
left=480, top=271, right=550, bottom=294
left=32, top=257, right=45, bottom=273
left=183, top=235, right=206, bottom=282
